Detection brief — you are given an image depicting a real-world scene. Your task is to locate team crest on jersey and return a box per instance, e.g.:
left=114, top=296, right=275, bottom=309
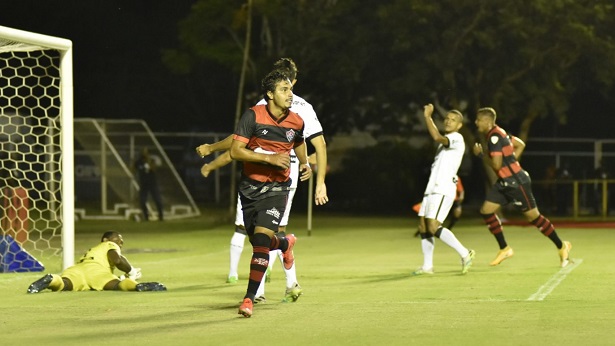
left=286, top=129, right=296, bottom=142
left=490, top=135, right=499, bottom=144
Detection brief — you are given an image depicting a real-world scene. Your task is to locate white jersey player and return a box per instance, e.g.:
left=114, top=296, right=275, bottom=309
left=414, top=104, right=475, bottom=276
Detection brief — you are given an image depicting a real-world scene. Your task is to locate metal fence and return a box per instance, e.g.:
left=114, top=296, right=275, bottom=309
left=145, top=133, right=615, bottom=220
left=517, top=137, right=615, bottom=219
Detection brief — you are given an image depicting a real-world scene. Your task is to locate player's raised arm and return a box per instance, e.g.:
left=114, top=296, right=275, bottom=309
left=196, top=134, right=233, bottom=157
left=423, top=103, right=449, bottom=146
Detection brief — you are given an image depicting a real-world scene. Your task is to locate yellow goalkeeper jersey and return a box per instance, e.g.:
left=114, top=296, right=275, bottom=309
left=77, top=241, right=121, bottom=271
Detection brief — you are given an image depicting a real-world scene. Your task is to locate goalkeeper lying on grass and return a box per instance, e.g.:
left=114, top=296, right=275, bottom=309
left=27, top=231, right=166, bottom=293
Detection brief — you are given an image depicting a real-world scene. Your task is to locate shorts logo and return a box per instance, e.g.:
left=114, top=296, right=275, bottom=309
left=286, top=129, right=296, bottom=142
left=260, top=186, right=270, bottom=193
left=266, top=207, right=281, bottom=219
left=262, top=129, right=268, bottom=136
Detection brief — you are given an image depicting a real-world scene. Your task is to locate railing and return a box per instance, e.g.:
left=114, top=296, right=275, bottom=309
left=533, top=178, right=615, bottom=219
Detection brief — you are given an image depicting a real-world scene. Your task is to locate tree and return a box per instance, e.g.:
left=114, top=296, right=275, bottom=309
left=164, top=0, right=615, bottom=141
left=378, top=0, right=615, bottom=141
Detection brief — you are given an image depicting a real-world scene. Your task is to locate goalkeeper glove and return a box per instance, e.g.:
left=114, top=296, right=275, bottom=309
left=120, top=267, right=142, bottom=281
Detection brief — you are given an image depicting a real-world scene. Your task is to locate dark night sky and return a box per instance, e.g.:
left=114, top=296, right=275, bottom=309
left=1, top=1, right=613, bottom=138
left=0, top=0, right=212, bottom=133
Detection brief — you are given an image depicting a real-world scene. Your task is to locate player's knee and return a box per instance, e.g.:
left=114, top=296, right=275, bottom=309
left=62, top=278, right=73, bottom=291
left=252, top=232, right=270, bottom=247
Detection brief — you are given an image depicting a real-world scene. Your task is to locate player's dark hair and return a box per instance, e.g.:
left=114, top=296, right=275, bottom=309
left=101, top=231, right=118, bottom=241
left=273, top=58, right=298, bottom=81
left=477, top=107, right=497, bottom=120
left=262, top=69, right=290, bottom=101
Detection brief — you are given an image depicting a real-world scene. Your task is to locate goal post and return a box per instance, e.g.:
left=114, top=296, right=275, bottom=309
left=0, top=25, right=74, bottom=270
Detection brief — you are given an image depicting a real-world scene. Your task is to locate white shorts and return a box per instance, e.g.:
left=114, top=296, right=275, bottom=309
left=235, top=195, right=244, bottom=226
left=418, top=193, right=454, bottom=223
left=289, top=155, right=299, bottom=189
left=234, top=187, right=297, bottom=228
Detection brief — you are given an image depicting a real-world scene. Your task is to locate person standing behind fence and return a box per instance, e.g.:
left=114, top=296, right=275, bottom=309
left=133, top=147, right=164, bottom=221
left=472, top=107, right=571, bottom=267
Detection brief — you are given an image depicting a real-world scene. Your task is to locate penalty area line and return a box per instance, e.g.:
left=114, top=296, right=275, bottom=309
left=527, top=258, right=583, bottom=301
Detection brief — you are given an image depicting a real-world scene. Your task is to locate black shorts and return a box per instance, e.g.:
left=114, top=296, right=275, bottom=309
left=485, top=174, right=537, bottom=212
left=239, top=193, right=288, bottom=236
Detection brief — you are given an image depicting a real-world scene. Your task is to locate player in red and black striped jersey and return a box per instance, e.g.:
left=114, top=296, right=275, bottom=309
left=473, top=107, right=572, bottom=268
left=230, top=69, right=312, bottom=317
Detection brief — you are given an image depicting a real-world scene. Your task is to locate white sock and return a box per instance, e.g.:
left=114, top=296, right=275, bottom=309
left=421, top=237, right=435, bottom=270
left=437, top=227, right=469, bottom=258
left=268, top=249, right=277, bottom=272
left=228, top=232, right=246, bottom=278
left=276, top=250, right=298, bottom=287
left=255, top=265, right=267, bottom=297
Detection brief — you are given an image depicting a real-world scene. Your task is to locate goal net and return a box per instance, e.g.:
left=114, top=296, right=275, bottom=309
left=0, top=25, right=74, bottom=271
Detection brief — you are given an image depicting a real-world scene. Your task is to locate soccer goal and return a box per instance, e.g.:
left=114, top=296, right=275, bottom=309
left=0, top=25, right=74, bottom=271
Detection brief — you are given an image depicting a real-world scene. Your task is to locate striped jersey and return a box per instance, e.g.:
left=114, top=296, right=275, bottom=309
left=486, top=125, right=523, bottom=179
left=233, top=104, right=305, bottom=199
left=256, top=94, right=323, bottom=189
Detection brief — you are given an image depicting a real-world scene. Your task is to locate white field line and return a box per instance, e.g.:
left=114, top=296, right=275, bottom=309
left=527, top=258, right=583, bottom=301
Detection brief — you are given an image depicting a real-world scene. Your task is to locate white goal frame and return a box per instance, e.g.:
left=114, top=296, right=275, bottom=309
left=0, top=25, right=75, bottom=269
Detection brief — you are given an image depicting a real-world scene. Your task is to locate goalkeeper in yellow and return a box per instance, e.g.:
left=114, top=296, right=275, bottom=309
left=27, top=231, right=166, bottom=293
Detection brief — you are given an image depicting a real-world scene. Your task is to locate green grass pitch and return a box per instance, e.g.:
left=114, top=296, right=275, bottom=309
left=2, top=211, right=613, bottom=345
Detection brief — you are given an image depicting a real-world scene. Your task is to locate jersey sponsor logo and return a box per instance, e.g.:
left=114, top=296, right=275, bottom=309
left=266, top=207, right=281, bottom=219
left=286, top=129, right=296, bottom=142
left=490, top=135, right=499, bottom=144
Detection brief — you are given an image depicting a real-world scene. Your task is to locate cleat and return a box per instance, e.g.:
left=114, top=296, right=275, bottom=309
left=135, top=282, right=167, bottom=292
left=238, top=298, right=253, bottom=317
left=461, top=249, right=476, bottom=274
left=412, top=267, right=434, bottom=276
left=490, top=246, right=514, bottom=266
left=282, top=234, right=296, bottom=270
left=265, top=267, right=271, bottom=283
left=27, top=274, right=53, bottom=294
left=254, top=295, right=267, bottom=304
left=559, top=241, right=572, bottom=268
left=226, top=276, right=238, bottom=284
left=282, top=283, right=303, bottom=303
